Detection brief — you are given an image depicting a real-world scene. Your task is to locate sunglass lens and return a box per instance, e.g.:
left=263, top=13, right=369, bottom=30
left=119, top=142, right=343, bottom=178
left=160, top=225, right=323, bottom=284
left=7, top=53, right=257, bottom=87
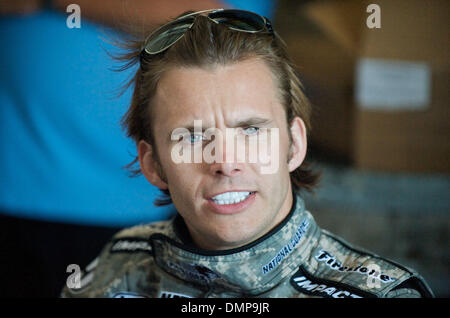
left=145, top=18, right=193, bottom=54
left=209, top=10, right=265, bottom=32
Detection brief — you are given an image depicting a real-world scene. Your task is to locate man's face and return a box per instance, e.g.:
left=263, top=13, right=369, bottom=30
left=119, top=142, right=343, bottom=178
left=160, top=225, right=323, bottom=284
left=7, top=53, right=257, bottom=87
left=139, top=58, right=306, bottom=250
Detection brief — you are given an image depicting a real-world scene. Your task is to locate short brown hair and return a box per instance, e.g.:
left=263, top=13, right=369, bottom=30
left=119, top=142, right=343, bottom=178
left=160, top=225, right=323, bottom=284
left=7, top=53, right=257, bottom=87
left=116, top=12, right=320, bottom=206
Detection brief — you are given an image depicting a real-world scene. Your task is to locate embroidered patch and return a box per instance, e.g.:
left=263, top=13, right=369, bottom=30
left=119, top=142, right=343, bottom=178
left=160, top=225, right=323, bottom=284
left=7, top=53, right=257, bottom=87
left=112, top=292, right=146, bottom=298
left=110, top=238, right=153, bottom=254
left=262, top=220, right=310, bottom=275
left=159, top=291, right=192, bottom=298
left=290, top=266, right=375, bottom=298
left=166, top=261, right=220, bottom=283
left=164, top=261, right=242, bottom=292
left=315, top=250, right=396, bottom=283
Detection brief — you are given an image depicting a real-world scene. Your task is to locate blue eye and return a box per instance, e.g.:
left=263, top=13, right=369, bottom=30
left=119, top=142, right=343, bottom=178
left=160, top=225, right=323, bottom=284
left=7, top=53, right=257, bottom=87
left=243, top=126, right=260, bottom=135
left=189, top=134, right=204, bottom=144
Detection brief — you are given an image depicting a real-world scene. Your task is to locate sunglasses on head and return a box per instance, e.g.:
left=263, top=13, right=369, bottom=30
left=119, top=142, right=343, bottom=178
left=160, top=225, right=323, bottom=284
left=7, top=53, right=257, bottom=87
left=140, top=9, right=274, bottom=57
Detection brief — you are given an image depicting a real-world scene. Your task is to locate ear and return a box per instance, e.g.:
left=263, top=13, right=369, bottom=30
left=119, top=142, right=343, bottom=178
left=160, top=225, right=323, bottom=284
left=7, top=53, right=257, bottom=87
left=287, top=117, right=307, bottom=172
left=138, top=140, right=168, bottom=190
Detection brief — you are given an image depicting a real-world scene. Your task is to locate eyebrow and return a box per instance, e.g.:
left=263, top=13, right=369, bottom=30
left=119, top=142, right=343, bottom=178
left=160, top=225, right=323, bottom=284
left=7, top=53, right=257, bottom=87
left=167, top=116, right=274, bottom=143
left=180, top=117, right=274, bottom=132
left=233, top=117, right=273, bottom=128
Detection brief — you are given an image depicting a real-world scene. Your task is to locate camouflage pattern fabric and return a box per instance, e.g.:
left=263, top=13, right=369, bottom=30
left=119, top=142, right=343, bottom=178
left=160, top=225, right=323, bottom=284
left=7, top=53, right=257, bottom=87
left=61, top=194, right=434, bottom=298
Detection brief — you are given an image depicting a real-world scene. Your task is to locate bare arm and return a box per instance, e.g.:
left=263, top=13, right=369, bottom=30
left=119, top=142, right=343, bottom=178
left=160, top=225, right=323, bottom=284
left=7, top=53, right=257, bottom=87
left=1, top=0, right=228, bottom=33
left=52, top=0, right=227, bottom=32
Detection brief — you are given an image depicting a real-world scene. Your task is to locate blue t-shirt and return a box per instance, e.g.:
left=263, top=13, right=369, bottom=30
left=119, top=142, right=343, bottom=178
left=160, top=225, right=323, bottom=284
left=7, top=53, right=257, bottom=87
left=0, top=1, right=276, bottom=227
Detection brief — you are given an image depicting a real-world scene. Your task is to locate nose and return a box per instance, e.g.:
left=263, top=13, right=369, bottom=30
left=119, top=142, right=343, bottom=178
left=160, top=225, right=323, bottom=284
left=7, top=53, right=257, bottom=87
left=208, top=132, right=245, bottom=177
left=209, top=161, right=243, bottom=177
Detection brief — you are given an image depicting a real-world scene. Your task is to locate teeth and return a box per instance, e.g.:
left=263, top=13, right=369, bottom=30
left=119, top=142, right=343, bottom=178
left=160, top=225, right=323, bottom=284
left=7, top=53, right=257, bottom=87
left=212, top=191, right=251, bottom=205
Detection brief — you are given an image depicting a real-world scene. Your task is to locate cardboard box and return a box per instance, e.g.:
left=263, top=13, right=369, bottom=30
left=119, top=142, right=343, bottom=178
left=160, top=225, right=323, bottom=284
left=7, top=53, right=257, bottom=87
left=275, top=0, right=450, bottom=173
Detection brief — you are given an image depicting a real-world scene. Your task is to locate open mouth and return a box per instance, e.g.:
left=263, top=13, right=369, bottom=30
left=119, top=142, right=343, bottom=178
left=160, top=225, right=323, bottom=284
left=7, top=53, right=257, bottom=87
left=210, top=191, right=256, bottom=205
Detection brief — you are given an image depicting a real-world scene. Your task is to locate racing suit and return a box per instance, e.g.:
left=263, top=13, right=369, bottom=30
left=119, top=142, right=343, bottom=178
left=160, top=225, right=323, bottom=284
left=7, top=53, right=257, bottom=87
left=61, top=194, right=434, bottom=298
